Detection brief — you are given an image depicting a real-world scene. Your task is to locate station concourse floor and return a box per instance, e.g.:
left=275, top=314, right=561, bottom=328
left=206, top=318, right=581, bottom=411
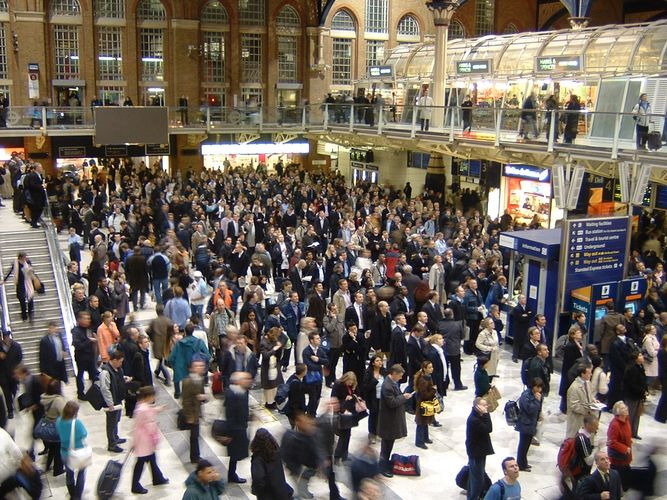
left=0, top=207, right=664, bottom=499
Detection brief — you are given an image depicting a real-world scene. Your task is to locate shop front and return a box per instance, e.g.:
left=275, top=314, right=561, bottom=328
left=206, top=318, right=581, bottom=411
left=52, top=136, right=173, bottom=178
left=500, top=164, right=562, bottom=229
left=200, top=135, right=309, bottom=172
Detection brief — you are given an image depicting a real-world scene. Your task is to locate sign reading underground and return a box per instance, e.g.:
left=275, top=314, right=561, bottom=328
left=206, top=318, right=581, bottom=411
left=561, top=216, right=630, bottom=310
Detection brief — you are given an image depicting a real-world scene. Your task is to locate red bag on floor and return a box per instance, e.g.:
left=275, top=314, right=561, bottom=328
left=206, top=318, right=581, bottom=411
left=391, top=454, right=421, bottom=476
left=212, top=371, right=224, bottom=396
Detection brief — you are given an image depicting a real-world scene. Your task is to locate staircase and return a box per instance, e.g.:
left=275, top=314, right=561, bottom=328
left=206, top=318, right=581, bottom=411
left=0, top=224, right=72, bottom=374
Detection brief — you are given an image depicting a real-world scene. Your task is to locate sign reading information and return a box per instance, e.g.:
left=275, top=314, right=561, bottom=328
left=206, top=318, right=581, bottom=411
left=561, top=216, right=629, bottom=309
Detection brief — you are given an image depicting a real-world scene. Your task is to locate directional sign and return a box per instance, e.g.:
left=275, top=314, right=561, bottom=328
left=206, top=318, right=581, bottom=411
left=561, top=216, right=629, bottom=310
left=456, top=60, right=492, bottom=75
left=536, top=56, right=582, bottom=73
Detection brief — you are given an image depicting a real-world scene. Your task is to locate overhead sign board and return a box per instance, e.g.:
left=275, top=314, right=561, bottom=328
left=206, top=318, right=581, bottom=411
left=503, top=164, right=550, bottom=182
left=536, top=56, right=582, bottom=73
left=368, top=65, right=393, bottom=78
left=561, top=216, right=630, bottom=311
left=456, top=60, right=492, bottom=75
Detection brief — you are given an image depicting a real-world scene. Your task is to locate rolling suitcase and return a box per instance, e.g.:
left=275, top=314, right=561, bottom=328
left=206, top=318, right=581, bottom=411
left=647, top=131, right=662, bottom=151
left=96, top=450, right=132, bottom=499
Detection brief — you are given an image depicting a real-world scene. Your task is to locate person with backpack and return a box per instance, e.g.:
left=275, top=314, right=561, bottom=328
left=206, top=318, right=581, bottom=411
left=559, top=415, right=599, bottom=495
left=515, top=378, right=543, bottom=472
left=483, top=457, right=521, bottom=500
left=168, top=323, right=211, bottom=399
left=522, top=344, right=551, bottom=396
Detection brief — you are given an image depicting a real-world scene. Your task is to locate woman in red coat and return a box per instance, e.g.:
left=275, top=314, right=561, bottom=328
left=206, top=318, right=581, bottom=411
left=607, top=400, right=633, bottom=490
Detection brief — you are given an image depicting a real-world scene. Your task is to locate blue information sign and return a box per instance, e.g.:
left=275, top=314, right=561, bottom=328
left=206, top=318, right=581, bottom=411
left=561, top=217, right=629, bottom=310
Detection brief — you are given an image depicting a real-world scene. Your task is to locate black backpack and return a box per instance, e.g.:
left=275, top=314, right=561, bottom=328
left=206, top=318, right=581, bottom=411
left=504, top=400, right=520, bottom=426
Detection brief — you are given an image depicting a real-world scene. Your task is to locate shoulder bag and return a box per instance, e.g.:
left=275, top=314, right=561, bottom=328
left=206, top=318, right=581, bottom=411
left=67, top=419, right=93, bottom=470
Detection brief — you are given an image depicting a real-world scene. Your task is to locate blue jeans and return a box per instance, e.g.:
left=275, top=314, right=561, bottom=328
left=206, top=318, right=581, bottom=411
left=467, top=456, right=486, bottom=500
left=152, top=278, right=168, bottom=305
left=415, top=424, right=429, bottom=446
left=65, top=466, right=86, bottom=499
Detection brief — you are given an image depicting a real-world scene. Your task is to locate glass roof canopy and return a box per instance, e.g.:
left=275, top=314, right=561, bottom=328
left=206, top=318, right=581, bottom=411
left=383, top=20, right=667, bottom=81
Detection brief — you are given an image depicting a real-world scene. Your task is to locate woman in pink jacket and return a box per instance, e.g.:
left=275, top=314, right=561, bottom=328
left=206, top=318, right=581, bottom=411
left=131, top=386, right=169, bottom=494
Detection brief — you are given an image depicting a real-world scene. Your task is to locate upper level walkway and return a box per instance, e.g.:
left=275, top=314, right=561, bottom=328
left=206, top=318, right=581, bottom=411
left=3, top=103, right=667, bottom=183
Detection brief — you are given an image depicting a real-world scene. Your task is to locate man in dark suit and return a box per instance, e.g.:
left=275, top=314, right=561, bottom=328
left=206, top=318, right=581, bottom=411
left=390, top=286, right=412, bottom=323
left=306, top=281, right=327, bottom=330
left=511, top=295, right=534, bottom=362
left=280, top=292, right=303, bottom=370
left=345, top=292, right=368, bottom=332
left=421, top=291, right=444, bottom=333
left=289, top=260, right=307, bottom=302
left=388, top=313, right=409, bottom=383
left=575, top=450, right=622, bottom=500
left=227, top=214, right=242, bottom=243
left=607, top=323, right=636, bottom=409
left=315, top=211, right=330, bottom=248
left=406, top=324, right=426, bottom=390
left=463, top=280, right=484, bottom=355
left=302, top=332, right=329, bottom=416
left=401, top=265, right=422, bottom=308
left=441, top=308, right=467, bottom=390
left=370, top=301, right=392, bottom=359
left=39, top=321, right=68, bottom=383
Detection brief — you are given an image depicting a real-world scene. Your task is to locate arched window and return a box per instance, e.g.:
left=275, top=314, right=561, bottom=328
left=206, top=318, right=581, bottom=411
left=332, top=10, right=355, bottom=31
left=239, top=0, right=265, bottom=26
left=276, top=6, right=300, bottom=29
left=50, top=0, right=82, bottom=16
left=449, top=19, right=465, bottom=40
left=137, top=0, right=166, bottom=21
left=474, top=0, right=495, bottom=36
left=503, top=23, right=518, bottom=34
left=397, top=15, right=420, bottom=37
left=94, top=0, right=125, bottom=18
left=365, top=0, right=387, bottom=33
left=201, top=0, right=228, bottom=24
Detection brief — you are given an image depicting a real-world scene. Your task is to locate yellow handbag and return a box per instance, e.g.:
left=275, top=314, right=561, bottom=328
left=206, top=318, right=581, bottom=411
left=419, top=397, right=442, bottom=417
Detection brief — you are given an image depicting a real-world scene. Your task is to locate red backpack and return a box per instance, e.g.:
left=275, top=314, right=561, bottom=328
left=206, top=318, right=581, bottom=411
left=557, top=437, right=582, bottom=477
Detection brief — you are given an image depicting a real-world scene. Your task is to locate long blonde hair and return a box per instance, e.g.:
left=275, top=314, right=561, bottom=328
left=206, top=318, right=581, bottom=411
left=338, top=371, right=358, bottom=390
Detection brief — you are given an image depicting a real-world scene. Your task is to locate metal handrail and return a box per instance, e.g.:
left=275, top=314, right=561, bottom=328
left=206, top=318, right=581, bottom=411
left=0, top=245, right=11, bottom=335
left=42, top=201, right=76, bottom=357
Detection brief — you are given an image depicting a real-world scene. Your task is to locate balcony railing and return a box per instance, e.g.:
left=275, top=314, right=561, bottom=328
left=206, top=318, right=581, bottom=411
left=0, top=103, right=664, bottom=159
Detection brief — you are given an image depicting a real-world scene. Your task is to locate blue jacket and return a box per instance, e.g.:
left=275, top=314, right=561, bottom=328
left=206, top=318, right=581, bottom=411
left=165, top=297, right=191, bottom=329
left=168, top=336, right=211, bottom=383
left=280, top=301, right=303, bottom=340
left=515, top=389, right=542, bottom=435
left=56, top=417, right=87, bottom=458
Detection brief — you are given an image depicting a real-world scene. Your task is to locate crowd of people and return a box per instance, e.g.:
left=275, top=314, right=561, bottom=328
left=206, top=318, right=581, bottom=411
left=0, top=156, right=664, bottom=499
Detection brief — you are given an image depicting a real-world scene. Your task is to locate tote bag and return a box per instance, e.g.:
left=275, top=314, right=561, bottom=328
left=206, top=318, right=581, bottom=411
left=67, top=419, right=92, bottom=470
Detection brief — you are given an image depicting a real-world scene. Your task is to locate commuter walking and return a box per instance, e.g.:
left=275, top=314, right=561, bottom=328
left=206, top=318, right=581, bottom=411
left=562, top=95, right=582, bottom=144
left=169, top=324, right=210, bottom=399
left=250, top=428, right=293, bottom=499
left=259, top=327, right=284, bottom=409
left=146, top=304, right=173, bottom=385
left=377, top=364, right=412, bottom=477
left=466, top=397, right=494, bottom=500
left=224, top=371, right=252, bottom=484
left=39, top=321, right=68, bottom=384
left=182, top=359, right=207, bottom=464
left=519, top=93, right=538, bottom=140
left=39, top=379, right=66, bottom=477
left=3, top=252, right=36, bottom=322
left=632, top=93, right=652, bottom=149
left=71, top=311, right=99, bottom=400
left=55, top=401, right=88, bottom=500
left=99, top=350, right=127, bottom=452
left=461, top=95, right=473, bottom=134
left=622, top=351, right=648, bottom=439
left=131, top=387, right=169, bottom=494
left=125, top=246, right=149, bottom=311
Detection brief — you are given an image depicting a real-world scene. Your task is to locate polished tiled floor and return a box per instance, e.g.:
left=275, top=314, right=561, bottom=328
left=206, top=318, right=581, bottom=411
left=0, top=205, right=663, bottom=499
